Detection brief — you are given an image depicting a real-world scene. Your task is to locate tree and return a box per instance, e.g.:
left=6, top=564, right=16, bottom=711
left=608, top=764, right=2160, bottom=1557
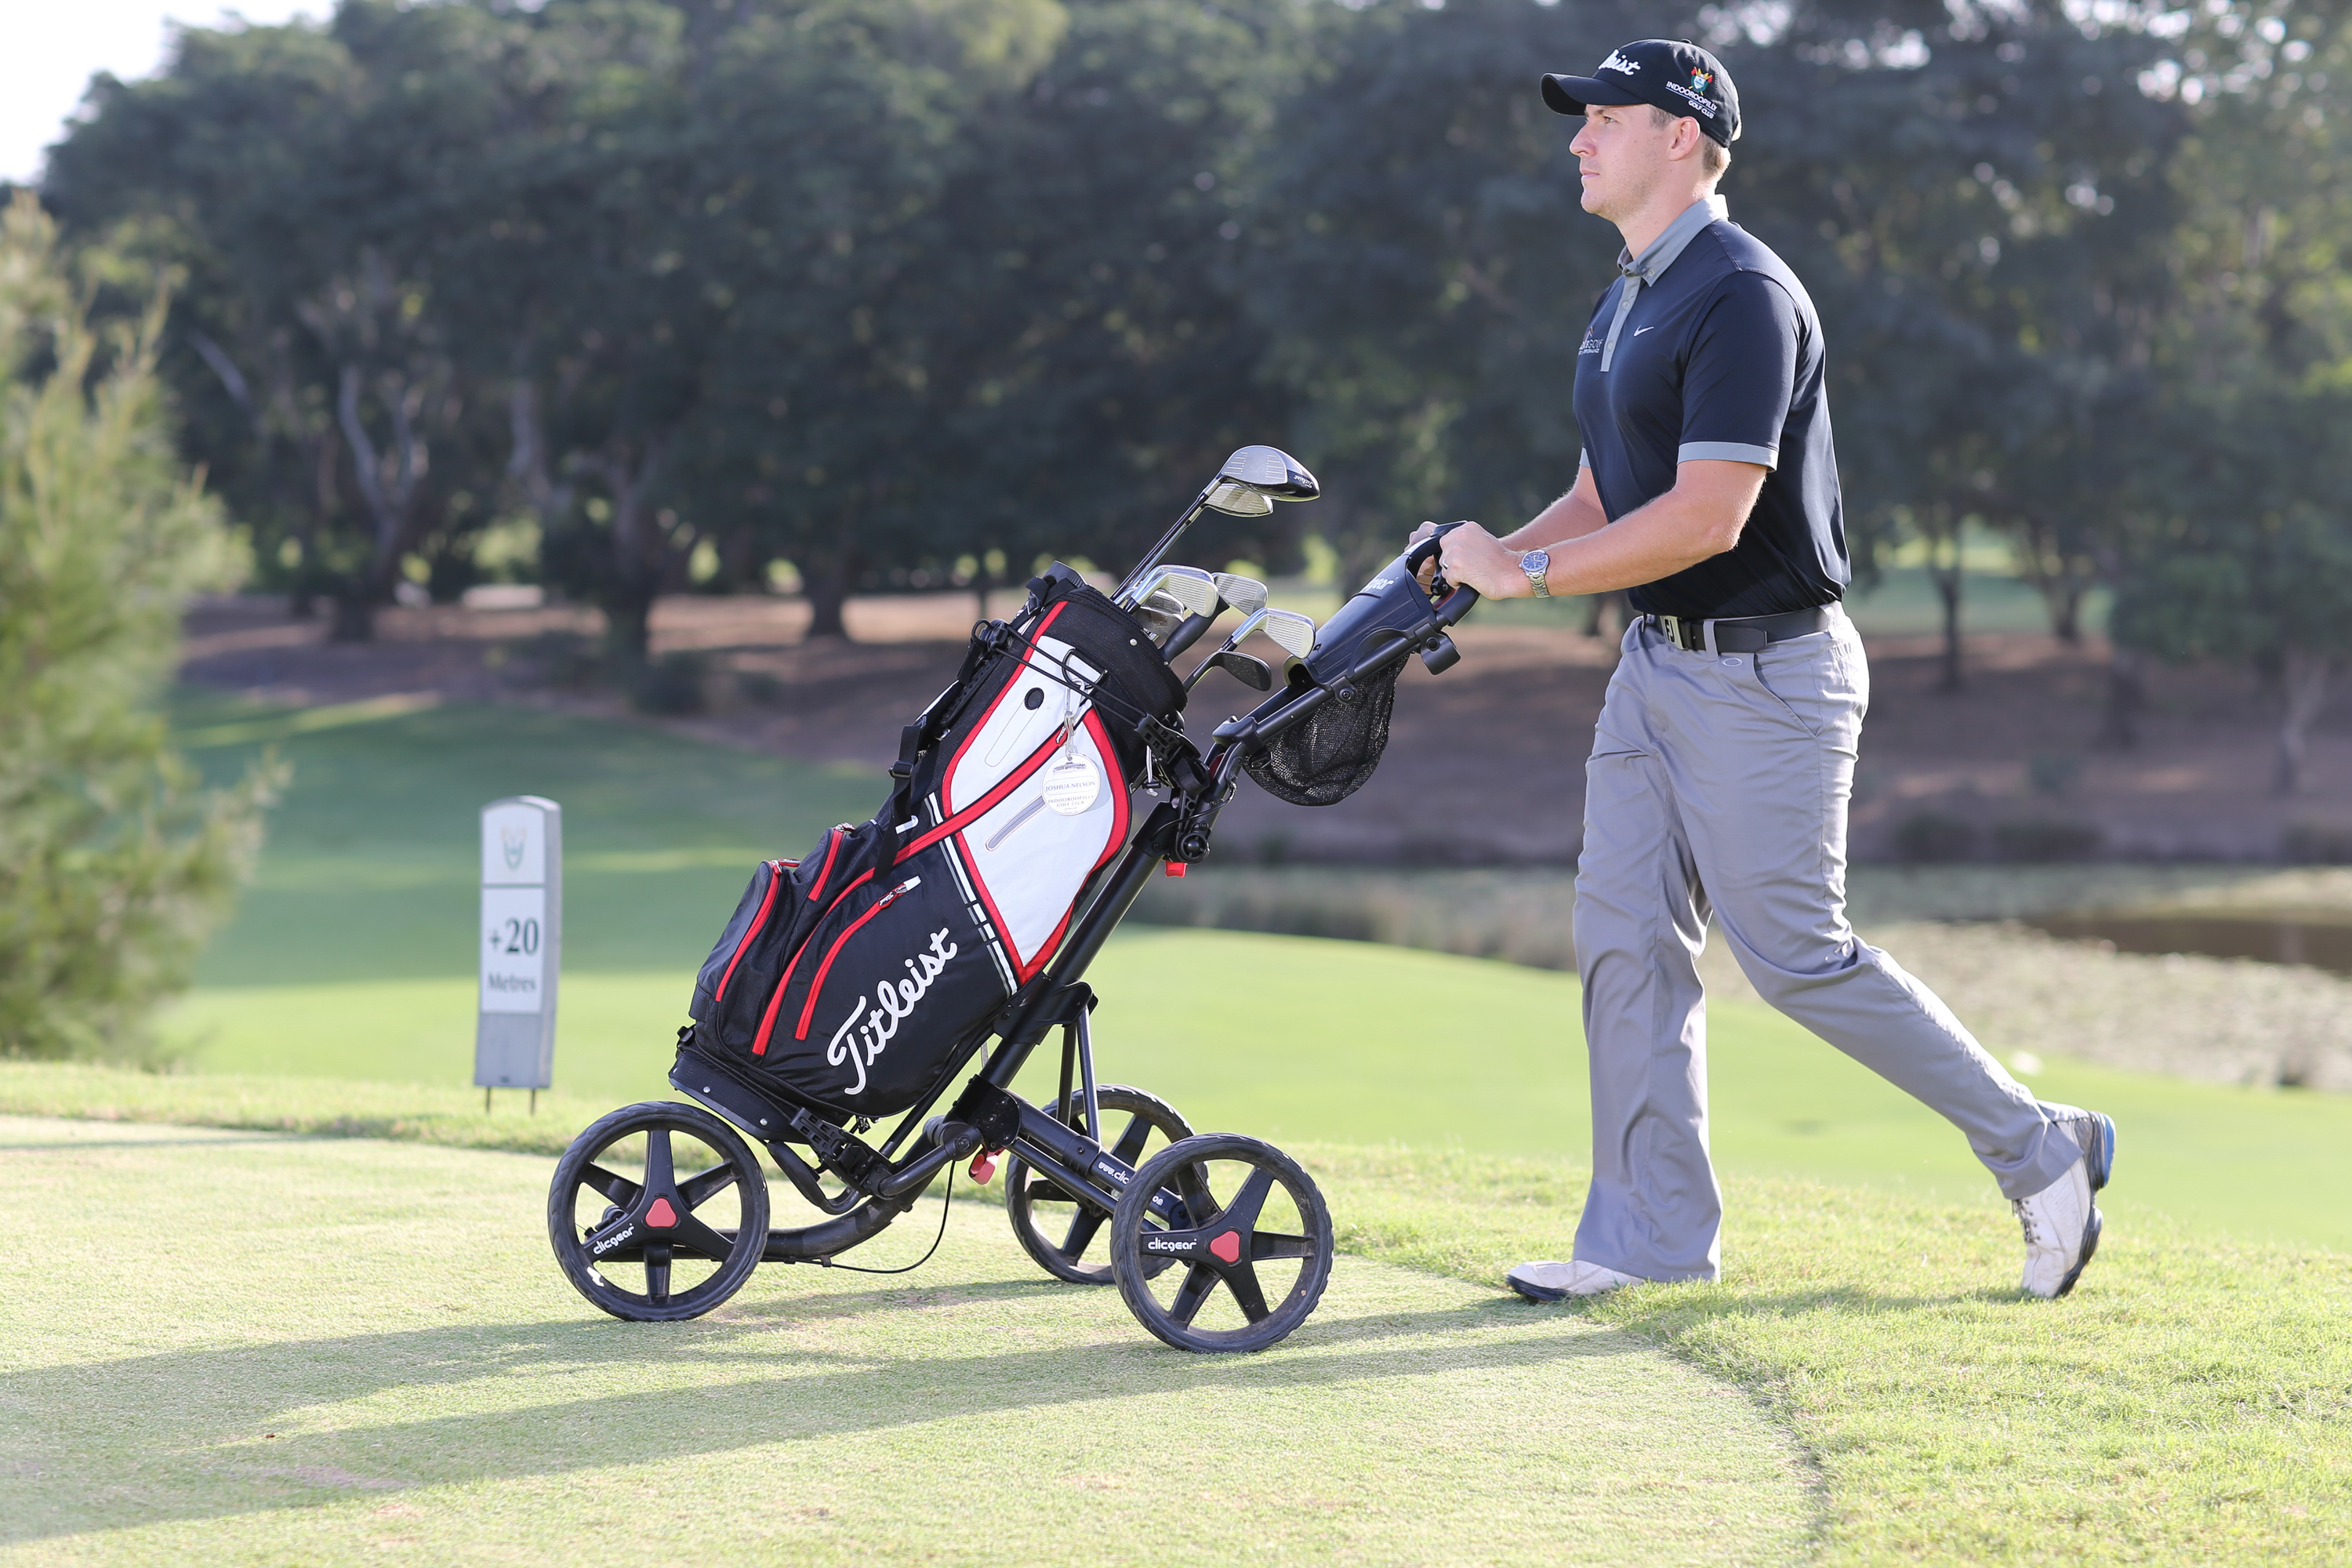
left=0, top=196, right=279, bottom=1060
left=2111, top=0, right=2352, bottom=789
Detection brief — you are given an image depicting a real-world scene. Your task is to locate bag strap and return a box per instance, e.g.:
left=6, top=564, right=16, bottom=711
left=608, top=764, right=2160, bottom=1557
left=881, top=621, right=1011, bottom=867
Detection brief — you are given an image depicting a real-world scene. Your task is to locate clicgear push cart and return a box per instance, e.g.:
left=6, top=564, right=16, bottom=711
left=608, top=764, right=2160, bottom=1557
left=546, top=448, right=1479, bottom=1352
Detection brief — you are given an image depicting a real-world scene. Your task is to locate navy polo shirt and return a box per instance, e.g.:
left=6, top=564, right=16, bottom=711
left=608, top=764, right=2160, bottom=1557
left=1573, top=195, right=1849, bottom=619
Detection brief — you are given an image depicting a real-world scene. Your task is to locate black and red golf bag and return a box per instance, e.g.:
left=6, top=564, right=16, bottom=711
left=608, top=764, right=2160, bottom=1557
left=682, top=566, right=1186, bottom=1120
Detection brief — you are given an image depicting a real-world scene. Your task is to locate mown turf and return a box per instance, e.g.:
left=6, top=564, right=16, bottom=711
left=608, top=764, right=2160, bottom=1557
left=0, top=1117, right=1813, bottom=1566
left=1302, top=1144, right=2352, bottom=1566
left=172, top=691, right=878, bottom=987
left=151, top=931, right=2352, bottom=1254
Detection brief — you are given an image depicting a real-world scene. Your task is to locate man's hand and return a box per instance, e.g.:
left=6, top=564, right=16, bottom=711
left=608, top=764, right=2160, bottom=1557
left=1435, top=521, right=1535, bottom=599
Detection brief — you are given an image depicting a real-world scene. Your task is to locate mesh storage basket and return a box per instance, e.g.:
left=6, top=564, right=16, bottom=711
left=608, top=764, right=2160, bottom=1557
left=1242, top=668, right=1399, bottom=807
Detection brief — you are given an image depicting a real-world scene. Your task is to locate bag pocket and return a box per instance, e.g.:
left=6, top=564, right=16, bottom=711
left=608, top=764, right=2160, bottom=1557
left=689, top=822, right=879, bottom=1054
left=748, top=842, right=1010, bottom=1116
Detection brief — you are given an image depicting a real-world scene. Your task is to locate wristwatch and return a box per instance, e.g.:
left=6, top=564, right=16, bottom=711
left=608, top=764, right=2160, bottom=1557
left=1519, top=549, right=1552, bottom=598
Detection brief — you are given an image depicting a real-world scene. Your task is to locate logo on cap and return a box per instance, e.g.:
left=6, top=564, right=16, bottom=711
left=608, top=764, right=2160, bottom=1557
left=1663, top=78, right=1719, bottom=118
left=1599, top=49, right=1642, bottom=75
left=1691, top=67, right=1714, bottom=91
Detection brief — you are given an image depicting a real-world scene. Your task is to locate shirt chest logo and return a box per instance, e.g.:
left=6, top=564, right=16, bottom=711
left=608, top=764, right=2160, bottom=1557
left=1578, top=336, right=1604, bottom=356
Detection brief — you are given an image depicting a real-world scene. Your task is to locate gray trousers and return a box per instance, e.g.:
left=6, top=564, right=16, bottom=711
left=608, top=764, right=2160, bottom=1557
left=1570, top=608, right=2080, bottom=1281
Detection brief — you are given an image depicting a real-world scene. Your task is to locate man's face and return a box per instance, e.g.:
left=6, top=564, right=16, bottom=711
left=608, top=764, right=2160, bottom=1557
left=1568, top=103, right=1680, bottom=222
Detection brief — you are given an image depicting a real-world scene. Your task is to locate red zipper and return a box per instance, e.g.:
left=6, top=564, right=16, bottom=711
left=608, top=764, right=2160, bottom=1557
left=807, top=828, right=844, bottom=899
left=793, top=877, right=923, bottom=1042
left=712, top=861, right=785, bottom=1007
left=750, top=867, right=875, bottom=1055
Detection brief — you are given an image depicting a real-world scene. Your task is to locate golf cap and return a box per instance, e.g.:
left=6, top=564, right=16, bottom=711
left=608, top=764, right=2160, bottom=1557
left=1542, top=39, right=1740, bottom=145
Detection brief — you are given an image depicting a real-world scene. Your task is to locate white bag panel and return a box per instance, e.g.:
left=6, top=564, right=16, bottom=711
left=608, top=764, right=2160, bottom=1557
left=946, top=634, right=1102, bottom=814
left=958, top=717, right=1124, bottom=974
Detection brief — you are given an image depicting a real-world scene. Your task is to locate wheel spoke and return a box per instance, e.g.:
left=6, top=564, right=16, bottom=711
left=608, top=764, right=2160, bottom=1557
left=1167, top=1263, right=1218, bottom=1327
left=1250, top=1230, right=1316, bottom=1261
left=1023, top=1179, right=1073, bottom=1205
left=1173, top=1160, right=1220, bottom=1230
left=644, top=1127, right=676, bottom=1193
left=578, top=1163, right=641, bottom=1207
left=1220, top=1168, right=1277, bottom=1236
left=1223, top=1261, right=1271, bottom=1323
left=677, top=1162, right=739, bottom=1211
left=1108, top=1112, right=1156, bottom=1166
left=669, top=1212, right=737, bottom=1262
left=1058, top=1205, right=1105, bottom=1261
left=644, top=1243, right=673, bottom=1305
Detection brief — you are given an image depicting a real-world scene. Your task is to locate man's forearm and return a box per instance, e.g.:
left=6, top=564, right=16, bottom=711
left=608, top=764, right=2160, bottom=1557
left=1542, top=481, right=1750, bottom=597
left=1428, top=459, right=1767, bottom=601
left=1500, top=481, right=1609, bottom=552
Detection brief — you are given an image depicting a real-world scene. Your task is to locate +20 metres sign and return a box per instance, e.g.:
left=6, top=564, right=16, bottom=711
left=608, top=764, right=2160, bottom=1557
left=477, top=796, right=561, bottom=1096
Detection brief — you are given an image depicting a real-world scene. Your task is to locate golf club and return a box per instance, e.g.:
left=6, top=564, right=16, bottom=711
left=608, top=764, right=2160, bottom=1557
left=1162, top=570, right=1271, bottom=661
left=1116, top=563, right=1220, bottom=615
left=1212, top=572, right=1269, bottom=620
left=1112, top=446, right=1319, bottom=606
left=1185, top=605, right=1317, bottom=690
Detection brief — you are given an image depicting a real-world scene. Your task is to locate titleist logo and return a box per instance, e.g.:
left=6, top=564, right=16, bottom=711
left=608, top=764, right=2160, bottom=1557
left=829, top=927, right=958, bottom=1096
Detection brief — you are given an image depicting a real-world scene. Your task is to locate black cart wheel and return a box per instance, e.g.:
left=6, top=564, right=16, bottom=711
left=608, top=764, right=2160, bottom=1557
left=1005, top=1085, right=1194, bottom=1284
left=1109, top=1134, right=1334, bottom=1353
left=548, top=1101, right=770, bottom=1323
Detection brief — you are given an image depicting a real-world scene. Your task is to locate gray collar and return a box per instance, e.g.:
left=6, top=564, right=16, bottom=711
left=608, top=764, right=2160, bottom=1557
left=1595, top=194, right=1727, bottom=373
left=1617, top=194, right=1729, bottom=285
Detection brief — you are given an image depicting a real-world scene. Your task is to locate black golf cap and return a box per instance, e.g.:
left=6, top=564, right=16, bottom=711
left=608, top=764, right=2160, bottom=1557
left=1542, top=39, right=1740, bottom=145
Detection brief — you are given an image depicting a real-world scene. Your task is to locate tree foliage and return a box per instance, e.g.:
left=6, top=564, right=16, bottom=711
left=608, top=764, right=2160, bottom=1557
left=34, top=0, right=2352, bottom=749
left=0, top=194, right=280, bottom=1061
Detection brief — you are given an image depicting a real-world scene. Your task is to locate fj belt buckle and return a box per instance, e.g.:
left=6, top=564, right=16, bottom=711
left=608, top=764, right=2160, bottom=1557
left=1658, top=615, right=1704, bottom=652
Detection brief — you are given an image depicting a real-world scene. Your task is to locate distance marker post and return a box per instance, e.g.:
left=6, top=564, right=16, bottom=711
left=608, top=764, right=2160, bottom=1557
left=476, top=796, right=561, bottom=1111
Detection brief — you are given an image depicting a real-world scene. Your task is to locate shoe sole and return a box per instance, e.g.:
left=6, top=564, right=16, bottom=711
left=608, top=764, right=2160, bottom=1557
left=2053, top=1205, right=2103, bottom=1298
left=1508, top=1276, right=1573, bottom=1303
left=2085, top=1113, right=2116, bottom=1192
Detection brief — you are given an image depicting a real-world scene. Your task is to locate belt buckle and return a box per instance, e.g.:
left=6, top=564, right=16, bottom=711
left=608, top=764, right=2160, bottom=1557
left=1658, top=615, right=1701, bottom=652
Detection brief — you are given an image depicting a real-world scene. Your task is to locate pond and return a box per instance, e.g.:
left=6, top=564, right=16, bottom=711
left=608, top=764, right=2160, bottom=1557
left=2029, top=912, right=2352, bottom=976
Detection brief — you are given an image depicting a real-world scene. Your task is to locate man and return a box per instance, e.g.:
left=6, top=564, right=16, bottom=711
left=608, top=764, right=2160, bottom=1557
left=1418, top=39, right=2115, bottom=1301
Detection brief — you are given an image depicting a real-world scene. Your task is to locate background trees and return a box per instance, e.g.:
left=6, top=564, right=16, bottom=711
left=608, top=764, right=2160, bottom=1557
left=31, top=0, right=2352, bottom=752
left=0, top=195, right=278, bottom=1059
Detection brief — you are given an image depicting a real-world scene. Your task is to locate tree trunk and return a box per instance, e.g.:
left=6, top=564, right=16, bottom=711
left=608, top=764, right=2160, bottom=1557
left=2097, top=646, right=2143, bottom=750
left=593, top=436, right=669, bottom=659
left=1931, top=557, right=1965, bottom=693
left=2275, top=648, right=2334, bottom=795
left=1581, top=590, right=1628, bottom=641
left=800, top=546, right=859, bottom=640
left=328, top=593, right=376, bottom=644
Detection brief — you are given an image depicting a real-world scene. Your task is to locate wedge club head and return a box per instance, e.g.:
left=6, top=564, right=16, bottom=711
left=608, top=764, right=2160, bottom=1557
left=1207, top=649, right=1273, bottom=691
left=1119, top=564, right=1219, bottom=615
left=1212, top=572, right=1269, bottom=619
left=1257, top=608, right=1318, bottom=662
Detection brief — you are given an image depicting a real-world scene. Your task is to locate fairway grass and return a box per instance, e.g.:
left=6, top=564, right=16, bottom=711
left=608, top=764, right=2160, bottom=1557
left=151, top=931, right=2352, bottom=1254
left=0, top=1117, right=1811, bottom=1566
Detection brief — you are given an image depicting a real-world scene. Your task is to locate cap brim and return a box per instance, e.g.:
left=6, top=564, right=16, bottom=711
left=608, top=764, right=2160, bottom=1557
left=1541, top=73, right=1645, bottom=115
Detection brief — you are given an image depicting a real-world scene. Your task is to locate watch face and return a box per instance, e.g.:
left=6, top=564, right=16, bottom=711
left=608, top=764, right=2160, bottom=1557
left=1522, top=550, right=1550, bottom=572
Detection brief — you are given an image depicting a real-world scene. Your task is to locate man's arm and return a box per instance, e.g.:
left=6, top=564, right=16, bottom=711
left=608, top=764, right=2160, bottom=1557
left=1426, top=459, right=1766, bottom=600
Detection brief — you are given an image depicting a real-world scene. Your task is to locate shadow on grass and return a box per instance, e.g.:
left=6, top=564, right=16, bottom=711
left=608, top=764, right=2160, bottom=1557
left=7, top=1296, right=1636, bottom=1543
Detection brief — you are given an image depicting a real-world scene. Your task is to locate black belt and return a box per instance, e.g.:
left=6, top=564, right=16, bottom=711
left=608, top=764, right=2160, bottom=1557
left=1646, top=605, right=1833, bottom=654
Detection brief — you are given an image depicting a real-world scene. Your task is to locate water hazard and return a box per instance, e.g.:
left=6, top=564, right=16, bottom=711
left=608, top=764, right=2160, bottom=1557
left=2030, top=912, right=2352, bottom=976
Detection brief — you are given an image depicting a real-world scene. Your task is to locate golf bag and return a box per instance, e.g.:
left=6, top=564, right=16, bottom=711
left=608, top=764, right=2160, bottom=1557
left=684, top=565, right=1185, bottom=1120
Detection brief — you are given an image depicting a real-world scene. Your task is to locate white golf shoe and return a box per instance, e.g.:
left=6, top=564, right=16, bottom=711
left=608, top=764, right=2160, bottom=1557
left=2013, top=1104, right=2116, bottom=1299
left=1506, top=1259, right=1644, bottom=1301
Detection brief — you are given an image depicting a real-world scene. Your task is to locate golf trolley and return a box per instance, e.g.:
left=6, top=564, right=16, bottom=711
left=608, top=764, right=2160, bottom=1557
left=547, top=448, right=1480, bottom=1352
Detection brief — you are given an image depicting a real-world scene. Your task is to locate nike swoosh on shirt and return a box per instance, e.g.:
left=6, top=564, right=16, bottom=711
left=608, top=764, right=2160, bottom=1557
left=1632, top=325, right=1657, bottom=336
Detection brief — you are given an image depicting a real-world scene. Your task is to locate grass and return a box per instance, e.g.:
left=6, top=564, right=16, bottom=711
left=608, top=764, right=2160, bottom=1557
left=72, top=930, right=2352, bottom=1254
left=0, top=1117, right=1813, bottom=1566
left=1131, top=865, right=2352, bottom=1100
left=13, top=691, right=2334, bottom=1559
left=7, top=1114, right=2348, bottom=1563
left=1309, top=1143, right=2352, bottom=1564
left=171, top=691, right=878, bottom=987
